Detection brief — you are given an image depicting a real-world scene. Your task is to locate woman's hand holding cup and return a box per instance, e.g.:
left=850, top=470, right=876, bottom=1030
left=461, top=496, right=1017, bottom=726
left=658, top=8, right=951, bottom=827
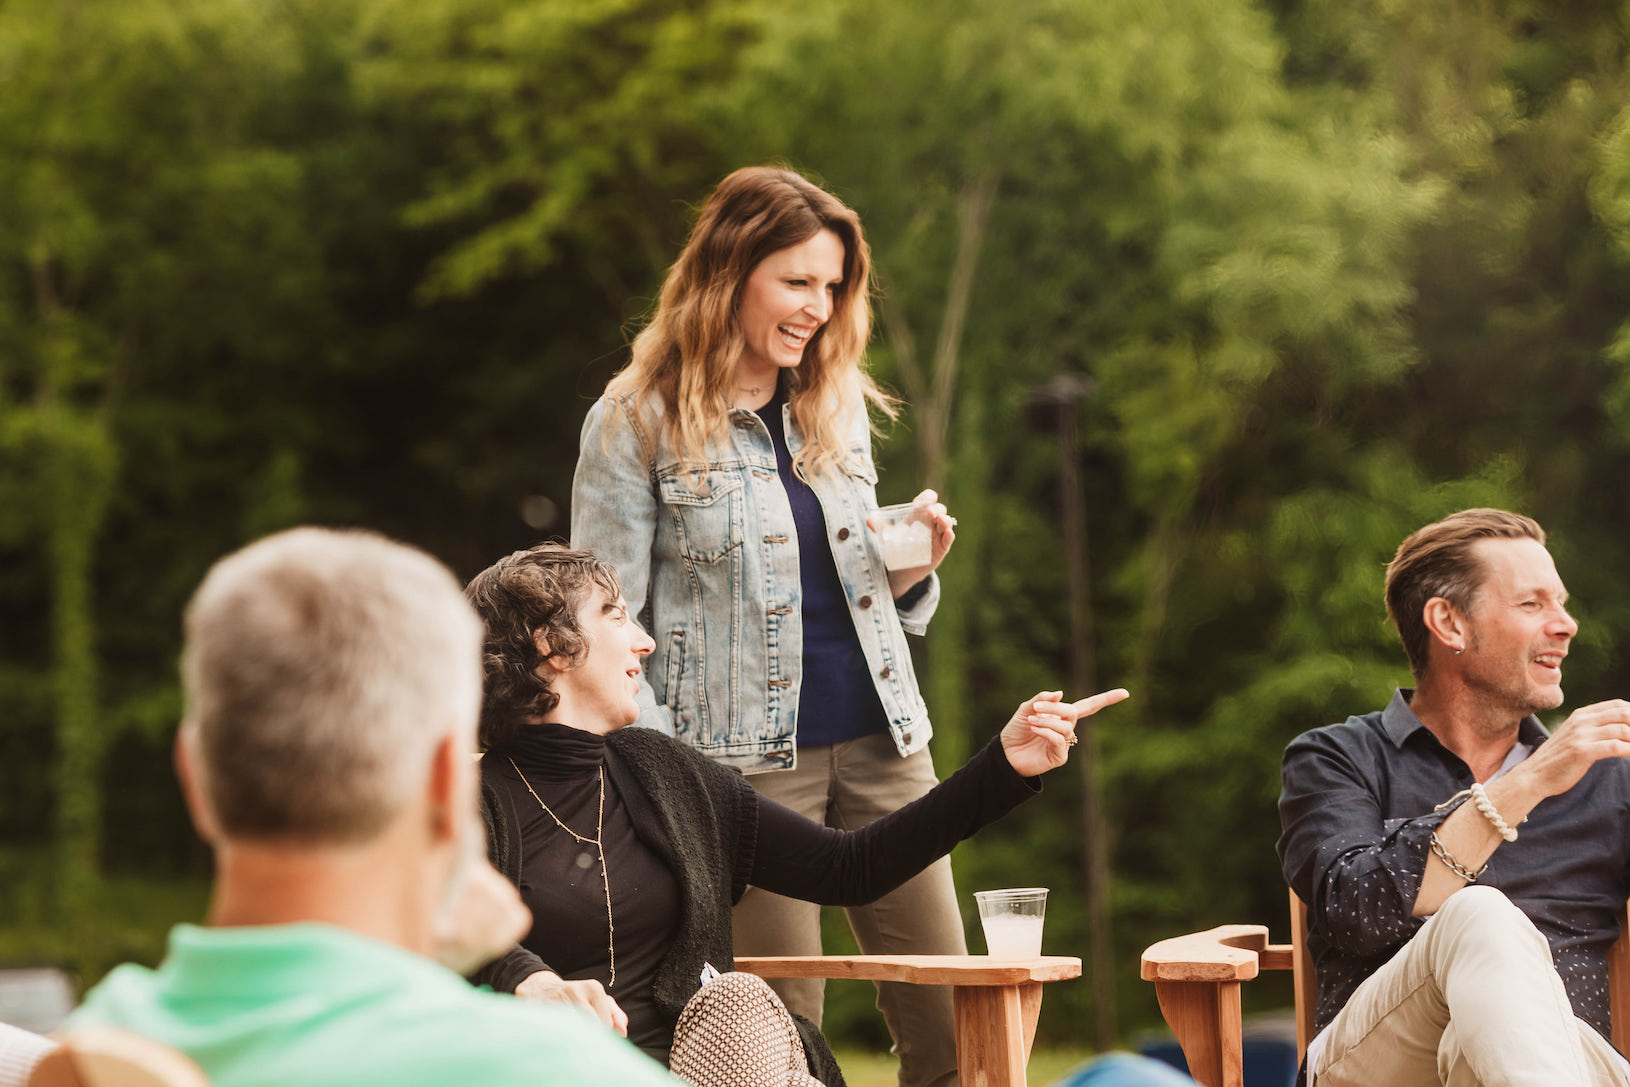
left=869, top=489, right=957, bottom=601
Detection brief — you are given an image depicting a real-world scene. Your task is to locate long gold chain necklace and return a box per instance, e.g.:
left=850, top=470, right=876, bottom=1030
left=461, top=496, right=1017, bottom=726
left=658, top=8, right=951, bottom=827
left=507, top=756, right=614, bottom=989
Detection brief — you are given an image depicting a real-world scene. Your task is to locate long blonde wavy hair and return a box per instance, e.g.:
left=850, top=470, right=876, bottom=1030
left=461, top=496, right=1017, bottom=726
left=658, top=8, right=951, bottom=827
left=604, top=165, right=897, bottom=481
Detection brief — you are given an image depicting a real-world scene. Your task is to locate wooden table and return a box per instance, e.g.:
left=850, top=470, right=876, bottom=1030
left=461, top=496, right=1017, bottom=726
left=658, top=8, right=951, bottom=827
left=735, top=955, right=1082, bottom=1087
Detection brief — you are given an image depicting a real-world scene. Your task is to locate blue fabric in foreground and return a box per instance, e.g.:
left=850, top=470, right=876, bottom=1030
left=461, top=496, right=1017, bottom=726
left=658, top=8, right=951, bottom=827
left=1138, top=1034, right=1300, bottom=1087
left=1051, top=1052, right=1200, bottom=1086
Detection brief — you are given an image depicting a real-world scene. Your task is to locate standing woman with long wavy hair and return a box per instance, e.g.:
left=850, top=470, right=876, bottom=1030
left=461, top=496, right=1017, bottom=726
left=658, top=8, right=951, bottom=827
left=571, top=165, right=963, bottom=1087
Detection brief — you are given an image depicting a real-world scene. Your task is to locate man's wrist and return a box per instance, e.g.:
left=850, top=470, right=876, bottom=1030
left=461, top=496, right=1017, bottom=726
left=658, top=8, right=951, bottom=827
left=1484, top=773, right=1544, bottom=830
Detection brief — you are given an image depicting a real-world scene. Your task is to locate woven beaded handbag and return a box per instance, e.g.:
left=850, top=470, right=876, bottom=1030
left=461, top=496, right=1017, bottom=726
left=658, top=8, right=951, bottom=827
left=669, top=969, right=823, bottom=1087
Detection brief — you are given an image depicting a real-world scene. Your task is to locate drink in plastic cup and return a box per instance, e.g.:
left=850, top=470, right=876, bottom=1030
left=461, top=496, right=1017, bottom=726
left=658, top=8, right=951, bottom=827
left=975, top=887, right=1048, bottom=958
left=871, top=502, right=934, bottom=571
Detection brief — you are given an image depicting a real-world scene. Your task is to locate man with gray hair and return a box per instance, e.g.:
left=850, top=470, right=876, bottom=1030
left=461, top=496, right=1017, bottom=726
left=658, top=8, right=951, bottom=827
left=68, top=527, right=674, bottom=1087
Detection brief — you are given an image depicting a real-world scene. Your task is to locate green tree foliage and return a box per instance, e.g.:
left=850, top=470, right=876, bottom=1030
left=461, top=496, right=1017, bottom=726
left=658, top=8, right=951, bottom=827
left=0, top=0, right=322, bottom=938
left=353, top=0, right=758, bottom=301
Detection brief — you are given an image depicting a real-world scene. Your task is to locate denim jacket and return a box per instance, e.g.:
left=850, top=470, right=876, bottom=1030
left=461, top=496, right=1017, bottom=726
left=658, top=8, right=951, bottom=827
left=570, top=393, right=937, bottom=773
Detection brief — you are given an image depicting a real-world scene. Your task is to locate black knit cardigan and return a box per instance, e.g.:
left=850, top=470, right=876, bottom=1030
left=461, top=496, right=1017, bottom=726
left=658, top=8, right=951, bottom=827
left=475, top=725, right=846, bottom=1086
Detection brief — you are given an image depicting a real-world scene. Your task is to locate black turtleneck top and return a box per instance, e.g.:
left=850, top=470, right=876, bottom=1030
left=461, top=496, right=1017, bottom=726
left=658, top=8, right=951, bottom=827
left=480, top=722, right=1037, bottom=1065
left=491, top=723, right=680, bottom=1059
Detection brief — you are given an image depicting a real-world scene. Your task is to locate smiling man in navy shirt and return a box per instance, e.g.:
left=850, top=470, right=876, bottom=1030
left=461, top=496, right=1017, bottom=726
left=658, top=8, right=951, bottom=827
left=1278, top=508, right=1630, bottom=1087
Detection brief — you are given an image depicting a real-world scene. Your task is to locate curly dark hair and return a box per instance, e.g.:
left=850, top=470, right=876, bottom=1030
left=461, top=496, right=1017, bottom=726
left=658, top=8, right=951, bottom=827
left=464, top=543, right=623, bottom=750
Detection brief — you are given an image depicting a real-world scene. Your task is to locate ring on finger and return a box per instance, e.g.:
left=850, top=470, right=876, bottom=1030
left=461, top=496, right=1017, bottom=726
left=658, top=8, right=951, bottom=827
left=1066, top=732, right=1079, bottom=747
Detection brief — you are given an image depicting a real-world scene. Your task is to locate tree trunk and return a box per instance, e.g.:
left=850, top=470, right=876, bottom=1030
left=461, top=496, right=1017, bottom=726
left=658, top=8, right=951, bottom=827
left=882, top=170, right=1000, bottom=773
left=49, top=441, right=109, bottom=923
left=34, top=248, right=119, bottom=924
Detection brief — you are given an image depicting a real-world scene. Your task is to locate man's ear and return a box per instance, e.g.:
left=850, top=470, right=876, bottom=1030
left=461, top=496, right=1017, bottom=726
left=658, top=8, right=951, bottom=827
left=173, top=722, right=222, bottom=845
left=426, top=733, right=467, bottom=846
left=1422, top=597, right=1468, bottom=654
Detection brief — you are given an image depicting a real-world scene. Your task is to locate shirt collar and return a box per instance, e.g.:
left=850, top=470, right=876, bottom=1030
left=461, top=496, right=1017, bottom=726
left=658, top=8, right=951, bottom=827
left=1380, top=687, right=1551, bottom=749
left=157, top=922, right=457, bottom=1000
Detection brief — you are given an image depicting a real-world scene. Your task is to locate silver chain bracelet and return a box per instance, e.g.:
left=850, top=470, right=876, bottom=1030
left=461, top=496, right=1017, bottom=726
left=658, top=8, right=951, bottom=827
left=1429, top=830, right=1487, bottom=883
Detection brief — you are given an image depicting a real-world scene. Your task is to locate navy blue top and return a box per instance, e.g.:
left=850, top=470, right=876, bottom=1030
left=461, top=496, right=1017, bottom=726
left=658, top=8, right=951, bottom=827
left=754, top=387, right=890, bottom=747
left=1278, top=688, right=1630, bottom=1043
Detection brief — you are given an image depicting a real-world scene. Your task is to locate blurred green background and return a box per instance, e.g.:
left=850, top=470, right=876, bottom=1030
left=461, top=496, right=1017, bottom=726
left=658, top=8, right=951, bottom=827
left=8, top=0, right=1630, bottom=1057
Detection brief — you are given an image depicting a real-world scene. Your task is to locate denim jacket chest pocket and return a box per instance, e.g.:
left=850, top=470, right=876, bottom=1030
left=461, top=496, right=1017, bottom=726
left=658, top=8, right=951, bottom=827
left=657, top=471, right=745, bottom=564
left=843, top=446, right=878, bottom=485
left=818, top=446, right=877, bottom=531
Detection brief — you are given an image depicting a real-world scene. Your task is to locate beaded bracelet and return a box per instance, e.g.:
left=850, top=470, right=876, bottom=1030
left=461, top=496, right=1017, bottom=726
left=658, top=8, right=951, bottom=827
left=1429, top=831, right=1487, bottom=883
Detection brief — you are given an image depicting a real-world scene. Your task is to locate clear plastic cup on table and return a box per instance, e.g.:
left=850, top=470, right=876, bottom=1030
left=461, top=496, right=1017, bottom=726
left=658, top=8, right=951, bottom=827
left=975, top=887, right=1048, bottom=959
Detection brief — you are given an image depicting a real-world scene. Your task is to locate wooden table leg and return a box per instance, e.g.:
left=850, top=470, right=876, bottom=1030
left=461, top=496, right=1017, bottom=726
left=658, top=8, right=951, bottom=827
left=953, top=983, right=1041, bottom=1087
left=1018, top=981, right=1042, bottom=1057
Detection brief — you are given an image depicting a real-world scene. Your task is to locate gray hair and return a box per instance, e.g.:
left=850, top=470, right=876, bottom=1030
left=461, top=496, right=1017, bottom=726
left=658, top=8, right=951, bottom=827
left=180, top=527, right=483, bottom=844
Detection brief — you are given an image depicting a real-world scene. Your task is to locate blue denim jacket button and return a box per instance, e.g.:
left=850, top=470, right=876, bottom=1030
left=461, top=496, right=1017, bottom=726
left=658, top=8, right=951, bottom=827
left=858, top=595, right=873, bottom=609
left=836, top=527, right=850, bottom=541
left=879, top=665, right=892, bottom=679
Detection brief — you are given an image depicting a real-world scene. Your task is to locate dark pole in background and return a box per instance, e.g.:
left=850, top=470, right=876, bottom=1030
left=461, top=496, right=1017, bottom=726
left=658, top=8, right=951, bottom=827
left=1029, top=374, right=1115, bottom=1050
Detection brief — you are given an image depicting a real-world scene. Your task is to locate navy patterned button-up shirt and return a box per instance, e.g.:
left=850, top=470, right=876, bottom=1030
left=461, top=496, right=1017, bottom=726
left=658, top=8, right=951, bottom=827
left=1278, top=689, right=1630, bottom=1043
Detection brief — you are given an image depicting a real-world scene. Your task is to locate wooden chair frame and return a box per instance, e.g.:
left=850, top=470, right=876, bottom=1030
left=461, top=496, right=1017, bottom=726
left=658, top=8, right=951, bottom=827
left=1139, top=889, right=1630, bottom=1087
left=737, top=954, right=1081, bottom=1087
left=27, top=1029, right=208, bottom=1087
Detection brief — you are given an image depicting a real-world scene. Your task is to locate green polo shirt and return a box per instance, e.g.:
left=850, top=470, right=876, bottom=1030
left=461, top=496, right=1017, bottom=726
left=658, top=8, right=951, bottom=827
left=71, top=923, right=675, bottom=1087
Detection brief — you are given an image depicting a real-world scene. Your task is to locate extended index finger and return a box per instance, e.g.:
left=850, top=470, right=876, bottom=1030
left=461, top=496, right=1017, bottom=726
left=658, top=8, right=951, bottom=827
left=1067, top=688, right=1131, bottom=718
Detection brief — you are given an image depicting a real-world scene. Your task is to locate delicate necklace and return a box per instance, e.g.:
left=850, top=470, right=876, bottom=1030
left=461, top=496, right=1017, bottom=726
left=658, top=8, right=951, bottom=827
left=736, top=383, right=767, bottom=399
left=507, top=756, right=614, bottom=989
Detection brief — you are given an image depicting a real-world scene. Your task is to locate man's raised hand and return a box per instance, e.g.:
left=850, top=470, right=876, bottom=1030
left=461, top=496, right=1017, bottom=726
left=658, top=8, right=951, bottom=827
left=1513, top=699, right=1630, bottom=800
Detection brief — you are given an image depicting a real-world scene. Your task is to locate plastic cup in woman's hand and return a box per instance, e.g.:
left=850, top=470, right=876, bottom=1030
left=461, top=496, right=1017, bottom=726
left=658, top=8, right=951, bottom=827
left=871, top=503, right=934, bottom=571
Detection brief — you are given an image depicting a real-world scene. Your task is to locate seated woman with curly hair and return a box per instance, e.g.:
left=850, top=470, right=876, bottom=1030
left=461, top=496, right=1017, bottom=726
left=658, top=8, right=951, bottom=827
left=464, top=543, right=1128, bottom=1084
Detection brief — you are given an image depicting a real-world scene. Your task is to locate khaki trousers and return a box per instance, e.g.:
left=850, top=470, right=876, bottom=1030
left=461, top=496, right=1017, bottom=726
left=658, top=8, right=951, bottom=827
left=1313, top=885, right=1630, bottom=1087
left=732, top=732, right=964, bottom=1087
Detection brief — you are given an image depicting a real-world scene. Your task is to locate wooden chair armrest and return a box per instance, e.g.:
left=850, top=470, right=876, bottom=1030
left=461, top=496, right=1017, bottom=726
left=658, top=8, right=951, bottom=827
left=29, top=1028, right=209, bottom=1087
left=1139, top=925, right=1297, bottom=1087
left=735, top=954, right=1082, bottom=987
left=1140, top=924, right=1296, bottom=983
